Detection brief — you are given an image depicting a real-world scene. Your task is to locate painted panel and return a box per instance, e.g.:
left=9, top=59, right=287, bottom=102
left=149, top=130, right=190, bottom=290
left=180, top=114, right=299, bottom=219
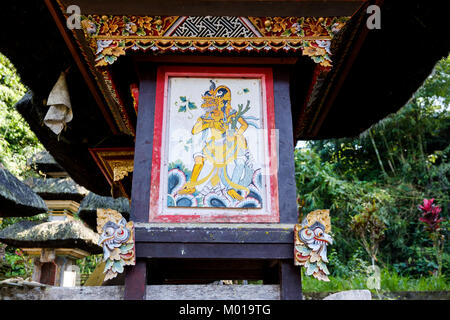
left=150, top=66, right=279, bottom=223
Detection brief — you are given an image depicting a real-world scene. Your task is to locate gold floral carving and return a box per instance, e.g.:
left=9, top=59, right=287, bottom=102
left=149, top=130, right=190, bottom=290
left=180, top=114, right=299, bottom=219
left=97, top=208, right=124, bottom=234
left=78, top=15, right=349, bottom=67
left=109, top=160, right=134, bottom=182
left=304, top=209, right=331, bottom=234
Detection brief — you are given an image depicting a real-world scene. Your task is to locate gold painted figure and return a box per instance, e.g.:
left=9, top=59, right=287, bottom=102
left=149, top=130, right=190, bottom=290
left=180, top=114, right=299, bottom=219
left=178, top=81, right=253, bottom=201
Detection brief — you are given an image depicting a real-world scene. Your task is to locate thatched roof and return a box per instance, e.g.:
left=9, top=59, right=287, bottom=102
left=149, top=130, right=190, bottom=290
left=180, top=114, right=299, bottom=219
left=295, top=1, right=450, bottom=139
left=0, top=1, right=121, bottom=196
left=26, top=151, right=65, bottom=175
left=0, top=165, right=48, bottom=218
left=78, top=192, right=130, bottom=231
left=25, top=177, right=89, bottom=202
left=0, top=220, right=102, bottom=254
left=0, top=1, right=133, bottom=196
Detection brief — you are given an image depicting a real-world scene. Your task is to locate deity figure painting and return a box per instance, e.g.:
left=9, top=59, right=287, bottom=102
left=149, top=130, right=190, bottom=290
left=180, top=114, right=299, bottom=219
left=165, top=78, right=265, bottom=209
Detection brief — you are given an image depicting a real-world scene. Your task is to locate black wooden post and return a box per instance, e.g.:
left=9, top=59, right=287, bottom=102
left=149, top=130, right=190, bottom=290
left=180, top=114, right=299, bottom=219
left=273, top=66, right=303, bottom=299
left=273, top=66, right=298, bottom=224
left=129, top=63, right=157, bottom=223
left=279, top=260, right=303, bottom=300
left=124, top=64, right=157, bottom=300
left=124, top=260, right=147, bottom=300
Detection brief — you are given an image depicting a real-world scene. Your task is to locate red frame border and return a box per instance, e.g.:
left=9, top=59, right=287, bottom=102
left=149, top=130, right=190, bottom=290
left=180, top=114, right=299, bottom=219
left=149, top=65, right=279, bottom=223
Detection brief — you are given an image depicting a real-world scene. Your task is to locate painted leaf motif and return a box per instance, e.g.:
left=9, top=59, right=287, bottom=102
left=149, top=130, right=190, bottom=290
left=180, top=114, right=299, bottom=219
left=120, top=243, right=134, bottom=253
left=136, top=28, right=146, bottom=36
left=180, top=96, right=187, bottom=102
left=281, top=29, right=291, bottom=37
left=243, top=88, right=250, bottom=93
left=112, top=260, right=124, bottom=274
left=312, top=56, right=324, bottom=63
left=305, top=261, right=318, bottom=276
left=178, top=105, right=186, bottom=112
left=104, top=259, right=113, bottom=272
left=317, top=261, right=330, bottom=275
left=104, top=55, right=117, bottom=64
left=295, top=245, right=311, bottom=256
left=188, top=101, right=197, bottom=110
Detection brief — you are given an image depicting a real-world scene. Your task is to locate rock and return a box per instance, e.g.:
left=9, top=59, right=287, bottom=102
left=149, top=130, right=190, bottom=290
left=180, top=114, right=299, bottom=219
left=323, top=290, right=372, bottom=300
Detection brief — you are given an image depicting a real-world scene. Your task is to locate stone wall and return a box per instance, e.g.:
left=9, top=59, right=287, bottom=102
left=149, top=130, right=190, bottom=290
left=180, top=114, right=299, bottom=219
left=1, top=285, right=448, bottom=300
left=0, top=285, right=279, bottom=300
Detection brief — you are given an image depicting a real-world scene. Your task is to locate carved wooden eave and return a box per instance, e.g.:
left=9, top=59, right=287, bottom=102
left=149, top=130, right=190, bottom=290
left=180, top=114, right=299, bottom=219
left=45, top=200, right=80, bottom=216
left=110, top=161, right=134, bottom=182
left=21, top=248, right=91, bottom=260
left=88, top=148, right=134, bottom=199
left=52, top=0, right=351, bottom=141
left=80, top=15, right=347, bottom=67
left=294, top=2, right=369, bottom=139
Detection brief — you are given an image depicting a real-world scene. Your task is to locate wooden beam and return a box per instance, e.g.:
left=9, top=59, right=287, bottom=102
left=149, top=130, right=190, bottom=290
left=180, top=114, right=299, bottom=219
left=66, top=0, right=364, bottom=17
left=136, top=243, right=293, bottom=259
left=134, top=224, right=294, bottom=243
left=44, top=200, right=80, bottom=214
left=134, top=56, right=299, bottom=65
left=44, top=0, right=119, bottom=135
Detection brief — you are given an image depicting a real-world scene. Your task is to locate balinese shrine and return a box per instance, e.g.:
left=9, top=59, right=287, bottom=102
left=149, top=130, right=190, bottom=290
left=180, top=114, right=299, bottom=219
left=0, top=1, right=448, bottom=299
left=0, top=151, right=129, bottom=287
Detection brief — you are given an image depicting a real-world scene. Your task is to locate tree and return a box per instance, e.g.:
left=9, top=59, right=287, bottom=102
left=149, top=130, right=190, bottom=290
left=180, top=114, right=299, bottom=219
left=0, top=53, right=45, bottom=280
left=0, top=53, right=43, bottom=177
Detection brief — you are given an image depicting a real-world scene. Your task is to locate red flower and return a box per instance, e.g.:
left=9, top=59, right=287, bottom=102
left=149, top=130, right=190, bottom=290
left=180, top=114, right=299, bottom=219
left=418, top=198, right=434, bottom=212
left=418, top=198, right=444, bottom=232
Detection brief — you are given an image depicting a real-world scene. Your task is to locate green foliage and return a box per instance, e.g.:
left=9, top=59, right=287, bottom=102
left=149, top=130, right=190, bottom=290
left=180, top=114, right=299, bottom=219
left=302, top=267, right=449, bottom=293
left=0, top=52, right=43, bottom=178
left=327, top=247, right=370, bottom=278
left=1, top=248, right=33, bottom=280
left=295, top=147, right=394, bottom=265
left=76, top=254, right=103, bottom=274
left=0, top=214, right=48, bottom=280
left=297, top=55, right=450, bottom=284
left=0, top=52, right=46, bottom=280
left=350, top=202, right=387, bottom=264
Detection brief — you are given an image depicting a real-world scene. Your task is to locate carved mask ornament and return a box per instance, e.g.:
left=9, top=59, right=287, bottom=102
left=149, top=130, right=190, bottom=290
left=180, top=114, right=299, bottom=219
left=294, top=209, right=333, bottom=281
left=97, top=209, right=135, bottom=281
